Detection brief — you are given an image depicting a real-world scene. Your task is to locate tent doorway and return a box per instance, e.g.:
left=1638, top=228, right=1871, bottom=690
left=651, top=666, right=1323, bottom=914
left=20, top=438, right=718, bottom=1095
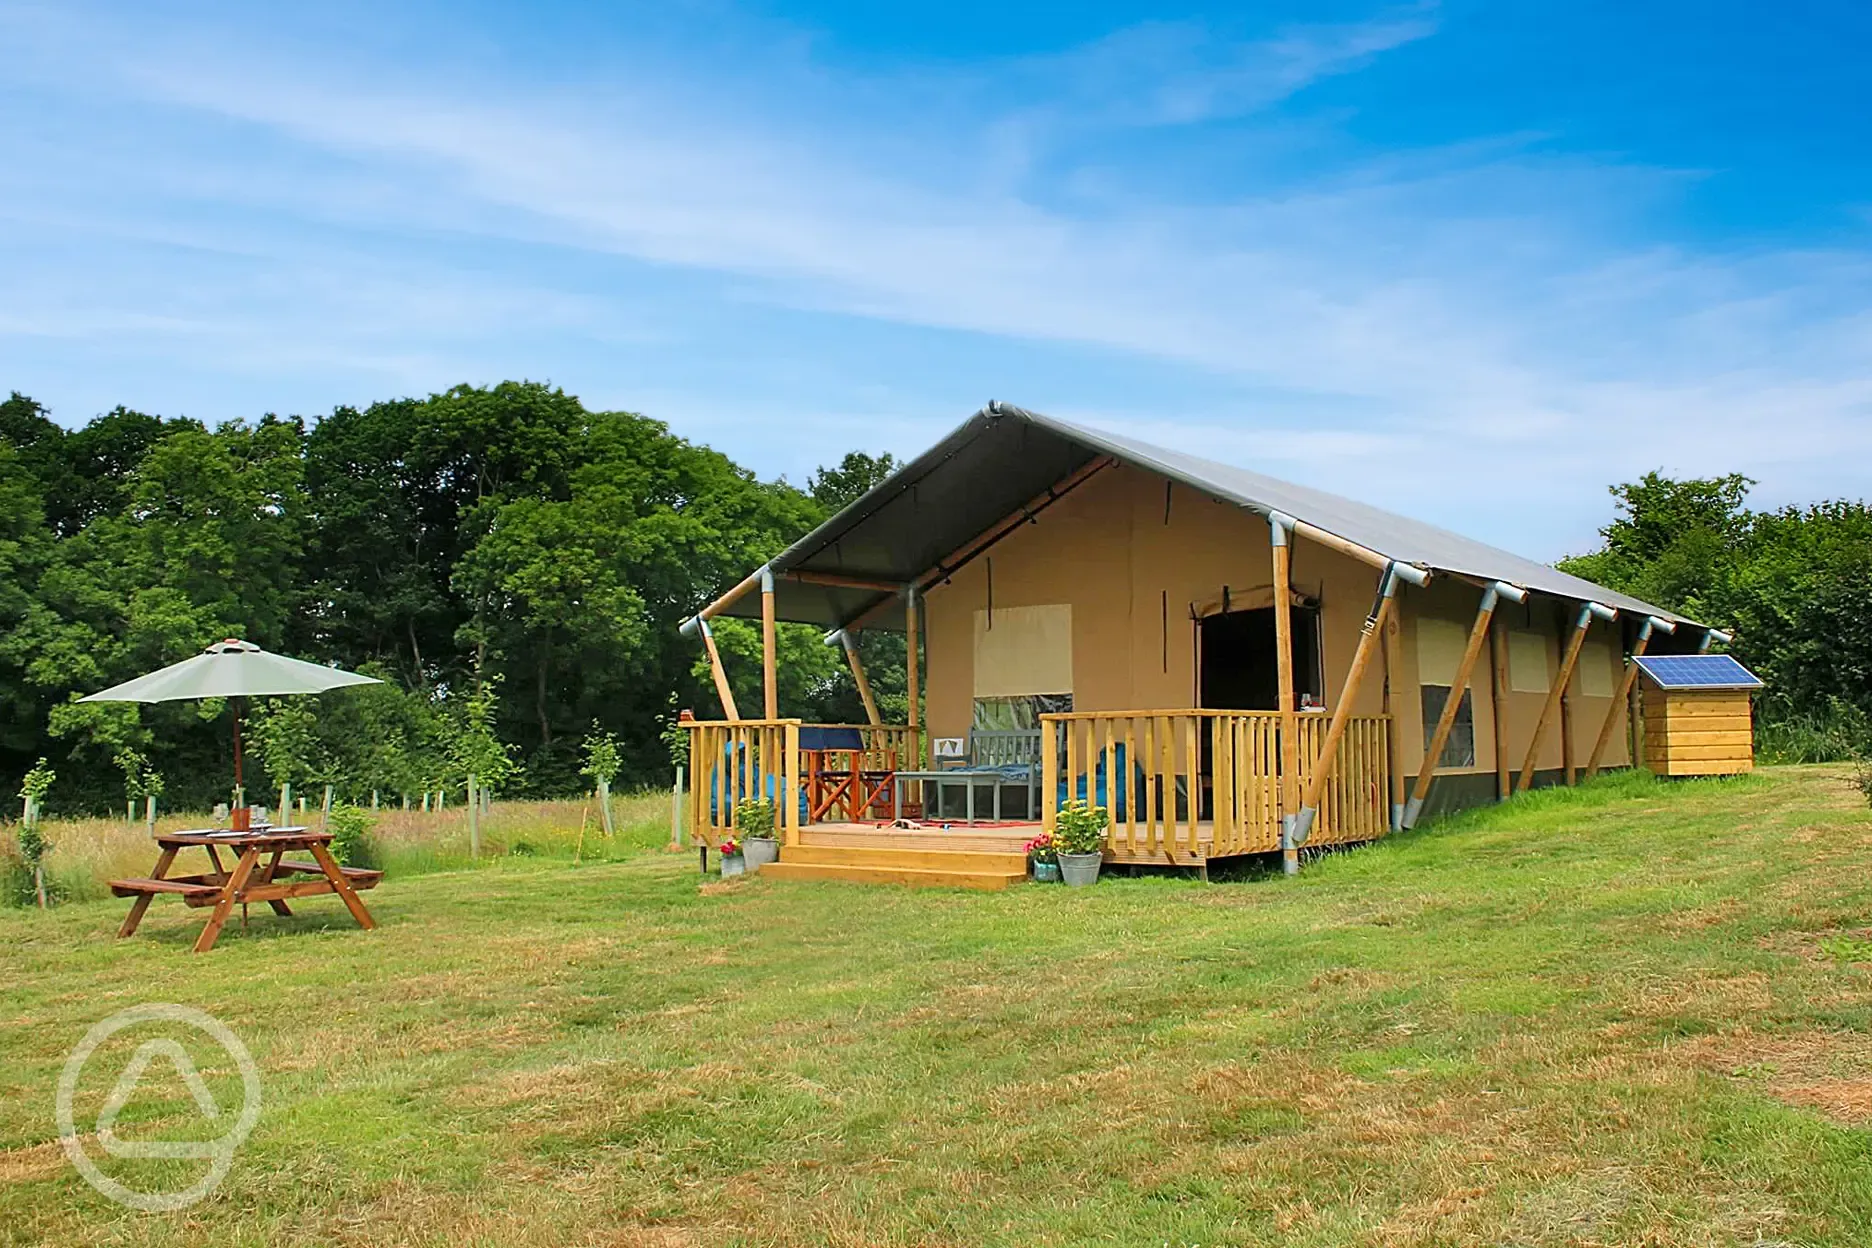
left=1198, top=605, right=1322, bottom=712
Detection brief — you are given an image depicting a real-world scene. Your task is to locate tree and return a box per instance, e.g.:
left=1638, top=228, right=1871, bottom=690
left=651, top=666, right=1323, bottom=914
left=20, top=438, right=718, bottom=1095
left=810, top=451, right=898, bottom=512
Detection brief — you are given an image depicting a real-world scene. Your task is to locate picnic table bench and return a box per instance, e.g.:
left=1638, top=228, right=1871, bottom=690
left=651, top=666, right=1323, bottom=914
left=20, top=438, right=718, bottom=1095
left=111, top=826, right=380, bottom=953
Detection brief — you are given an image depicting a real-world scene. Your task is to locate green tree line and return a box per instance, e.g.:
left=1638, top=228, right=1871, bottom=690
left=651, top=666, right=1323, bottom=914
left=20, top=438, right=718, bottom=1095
left=0, top=383, right=902, bottom=811
left=1558, top=470, right=1872, bottom=753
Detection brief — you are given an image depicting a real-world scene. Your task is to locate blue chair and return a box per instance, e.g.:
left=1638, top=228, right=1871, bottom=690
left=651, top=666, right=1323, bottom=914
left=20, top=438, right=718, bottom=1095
left=709, top=740, right=810, bottom=825
left=1057, top=743, right=1128, bottom=813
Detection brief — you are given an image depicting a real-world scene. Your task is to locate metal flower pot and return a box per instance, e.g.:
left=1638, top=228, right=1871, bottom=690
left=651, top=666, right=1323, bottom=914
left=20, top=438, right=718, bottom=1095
left=744, top=836, right=780, bottom=869
left=1031, top=859, right=1062, bottom=883
left=1057, top=851, right=1103, bottom=887
left=720, top=853, right=747, bottom=878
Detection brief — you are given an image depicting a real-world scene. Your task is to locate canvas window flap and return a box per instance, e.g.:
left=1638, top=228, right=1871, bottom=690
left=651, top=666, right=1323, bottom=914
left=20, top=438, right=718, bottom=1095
left=973, top=605, right=1073, bottom=698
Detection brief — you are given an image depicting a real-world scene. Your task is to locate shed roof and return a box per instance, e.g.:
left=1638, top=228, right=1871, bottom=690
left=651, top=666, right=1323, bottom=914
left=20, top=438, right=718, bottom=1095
left=716, top=402, right=1701, bottom=632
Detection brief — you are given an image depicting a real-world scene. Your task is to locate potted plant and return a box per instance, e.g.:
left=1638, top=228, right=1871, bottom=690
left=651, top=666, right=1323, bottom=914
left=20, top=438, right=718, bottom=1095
left=718, top=835, right=746, bottom=878
left=1024, top=831, right=1061, bottom=882
left=735, top=798, right=780, bottom=869
left=1053, top=799, right=1109, bottom=887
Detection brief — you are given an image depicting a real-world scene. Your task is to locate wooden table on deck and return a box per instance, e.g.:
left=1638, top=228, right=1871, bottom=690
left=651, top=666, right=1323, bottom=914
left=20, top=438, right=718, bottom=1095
left=110, top=827, right=381, bottom=953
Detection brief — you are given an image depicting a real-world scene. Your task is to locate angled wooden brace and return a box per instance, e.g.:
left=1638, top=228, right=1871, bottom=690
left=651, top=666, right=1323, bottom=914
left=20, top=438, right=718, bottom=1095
left=1288, top=559, right=1430, bottom=851
left=1402, top=580, right=1526, bottom=829
left=1516, top=601, right=1616, bottom=793
left=680, top=614, right=741, bottom=721
left=1583, top=615, right=1674, bottom=779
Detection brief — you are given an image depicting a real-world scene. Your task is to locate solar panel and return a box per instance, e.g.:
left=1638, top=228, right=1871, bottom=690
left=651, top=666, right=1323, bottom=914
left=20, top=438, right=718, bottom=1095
left=1633, top=654, right=1763, bottom=691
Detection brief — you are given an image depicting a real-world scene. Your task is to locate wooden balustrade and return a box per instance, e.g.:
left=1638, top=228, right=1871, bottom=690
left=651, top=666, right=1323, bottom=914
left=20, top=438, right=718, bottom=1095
left=683, top=712, right=1387, bottom=861
left=1041, top=709, right=1390, bottom=861
left=681, top=721, right=920, bottom=844
left=682, top=719, right=803, bottom=847
left=1294, top=714, right=1391, bottom=847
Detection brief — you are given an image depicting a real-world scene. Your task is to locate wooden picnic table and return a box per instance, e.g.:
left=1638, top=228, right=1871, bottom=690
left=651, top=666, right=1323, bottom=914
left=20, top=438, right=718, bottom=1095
left=110, top=826, right=381, bottom=953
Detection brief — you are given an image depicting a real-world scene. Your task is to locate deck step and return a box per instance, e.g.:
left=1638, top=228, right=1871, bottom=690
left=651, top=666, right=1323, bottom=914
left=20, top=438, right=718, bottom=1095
left=759, top=861, right=1027, bottom=891
left=779, top=844, right=1026, bottom=873
left=798, top=829, right=1037, bottom=854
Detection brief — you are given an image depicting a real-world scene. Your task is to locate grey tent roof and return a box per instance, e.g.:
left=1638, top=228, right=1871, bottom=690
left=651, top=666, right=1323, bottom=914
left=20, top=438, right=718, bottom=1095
left=716, top=402, right=1699, bottom=632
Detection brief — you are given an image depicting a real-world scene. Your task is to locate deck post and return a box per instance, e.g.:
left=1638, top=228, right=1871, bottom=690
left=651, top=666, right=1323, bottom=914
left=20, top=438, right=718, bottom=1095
left=1490, top=614, right=1511, bottom=799
left=904, top=585, right=921, bottom=764
left=1584, top=616, right=1670, bottom=779
left=1382, top=605, right=1405, bottom=831
left=1292, top=562, right=1421, bottom=846
left=1271, top=514, right=1301, bottom=874
left=1517, top=603, right=1614, bottom=793
left=1402, top=581, right=1522, bottom=829
left=760, top=565, right=779, bottom=719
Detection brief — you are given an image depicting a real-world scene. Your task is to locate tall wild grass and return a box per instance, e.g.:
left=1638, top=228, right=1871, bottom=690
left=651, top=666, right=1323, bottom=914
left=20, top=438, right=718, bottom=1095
left=1, top=789, right=681, bottom=907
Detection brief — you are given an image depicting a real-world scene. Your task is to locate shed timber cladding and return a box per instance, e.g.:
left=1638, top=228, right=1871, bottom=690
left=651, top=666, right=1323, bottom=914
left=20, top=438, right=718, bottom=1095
left=716, top=403, right=1701, bottom=632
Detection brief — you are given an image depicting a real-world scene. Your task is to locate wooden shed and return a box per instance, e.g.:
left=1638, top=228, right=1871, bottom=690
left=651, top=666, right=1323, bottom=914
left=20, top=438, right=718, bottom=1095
left=1634, top=654, right=1764, bottom=776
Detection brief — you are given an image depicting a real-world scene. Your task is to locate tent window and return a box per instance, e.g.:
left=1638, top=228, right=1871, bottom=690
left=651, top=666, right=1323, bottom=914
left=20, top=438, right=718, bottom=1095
left=972, top=694, right=1072, bottom=731
left=1575, top=639, right=1616, bottom=697
left=1507, top=630, right=1551, bottom=693
left=1419, top=686, right=1476, bottom=768
left=973, top=605, right=1072, bottom=698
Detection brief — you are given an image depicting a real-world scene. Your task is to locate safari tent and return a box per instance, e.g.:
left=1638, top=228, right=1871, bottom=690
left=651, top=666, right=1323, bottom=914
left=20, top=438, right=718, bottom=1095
left=678, top=402, right=1733, bottom=886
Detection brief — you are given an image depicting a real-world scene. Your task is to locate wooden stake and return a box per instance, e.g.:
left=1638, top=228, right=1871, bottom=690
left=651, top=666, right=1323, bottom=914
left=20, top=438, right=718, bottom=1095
left=1294, top=578, right=1401, bottom=841
left=575, top=796, right=590, bottom=863
left=760, top=567, right=779, bottom=719
left=698, top=617, right=741, bottom=721
left=839, top=631, right=882, bottom=725
left=1517, top=605, right=1602, bottom=793
left=467, top=775, right=480, bottom=857
left=1585, top=620, right=1655, bottom=779
left=1403, top=586, right=1501, bottom=828
left=1271, top=517, right=1300, bottom=874
left=1490, top=614, right=1511, bottom=801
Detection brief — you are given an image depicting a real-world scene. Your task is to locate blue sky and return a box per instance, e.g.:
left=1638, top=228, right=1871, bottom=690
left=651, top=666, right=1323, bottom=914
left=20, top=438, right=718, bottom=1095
left=4, top=0, right=1870, bottom=557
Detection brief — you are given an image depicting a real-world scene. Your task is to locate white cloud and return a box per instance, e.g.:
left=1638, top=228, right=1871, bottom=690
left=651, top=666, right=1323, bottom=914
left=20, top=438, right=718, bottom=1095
left=1, top=1, right=1868, bottom=559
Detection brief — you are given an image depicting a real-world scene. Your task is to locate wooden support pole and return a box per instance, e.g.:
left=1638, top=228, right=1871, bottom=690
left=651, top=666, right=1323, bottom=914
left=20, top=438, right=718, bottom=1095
left=904, top=586, right=920, bottom=761
left=841, top=457, right=1117, bottom=634
left=697, top=565, right=767, bottom=622
left=1271, top=516, right=1301, bottom=875
left=1292, top=571, right=1404, bottom=845
left=1382, top=604, right=1405, bottom=831
left=1560, top=675, right=1577, bottom=785
left=1289, top=518, right=1395, bottom=574
left=786, top=570, right=900, bottom=592
left=1489, top=614, right=1511, bottom=801
left=760, top=566, right=778, bottom=719
left=697, top=617, right=741, bottom=721
left=1517, top=604, right=1609, bottom=793
left=837, top=630, right=882, bottom=725
left=1585, top=618, right=1661, bottom=779
left=1403, top=583, right=1517, bottom=829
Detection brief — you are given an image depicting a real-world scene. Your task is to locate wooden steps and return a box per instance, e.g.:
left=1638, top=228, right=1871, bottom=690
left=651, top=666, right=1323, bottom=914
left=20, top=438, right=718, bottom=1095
left=759, top=838, right=1029, bottom=890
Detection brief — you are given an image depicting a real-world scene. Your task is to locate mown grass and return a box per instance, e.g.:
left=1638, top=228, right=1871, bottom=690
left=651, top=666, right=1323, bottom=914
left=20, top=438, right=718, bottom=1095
left=5, top=766, right=1872, bottom=1245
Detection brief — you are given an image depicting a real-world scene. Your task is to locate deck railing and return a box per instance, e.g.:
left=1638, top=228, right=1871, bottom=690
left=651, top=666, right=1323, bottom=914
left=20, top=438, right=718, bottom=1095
left=682, top=711, right=1388, bottom=861
left=683, top=719, right=803, bottom=848
left=681, top=721, right=921, bottom=846
left=1041, top=709, right=1390, bottom=860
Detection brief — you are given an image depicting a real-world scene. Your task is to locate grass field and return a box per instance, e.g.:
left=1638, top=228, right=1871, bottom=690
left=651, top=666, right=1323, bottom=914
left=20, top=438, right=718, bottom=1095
left=5, top=766, right=1872, bottom=1246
